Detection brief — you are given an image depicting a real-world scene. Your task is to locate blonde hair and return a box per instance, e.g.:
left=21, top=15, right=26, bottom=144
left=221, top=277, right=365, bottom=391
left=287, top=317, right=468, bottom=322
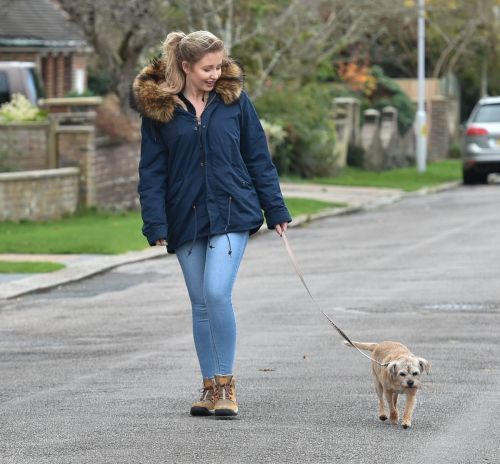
left=162, top=30, right=226, bottom=94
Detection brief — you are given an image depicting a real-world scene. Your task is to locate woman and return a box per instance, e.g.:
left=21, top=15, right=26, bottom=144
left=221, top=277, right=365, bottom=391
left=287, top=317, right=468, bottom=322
left=132, top=30, right=291, bottom=417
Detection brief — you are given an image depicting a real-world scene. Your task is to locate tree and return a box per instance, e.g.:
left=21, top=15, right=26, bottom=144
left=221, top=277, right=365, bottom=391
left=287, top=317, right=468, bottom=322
left=56, top=0, right=500, bottom=116
left=368, top=0, right=500, bottom=117
left=171, top=0, right=397, bottom=97
left=56, top=0, right=177, bottom=110
left=370, top=0, right=500, bottom=80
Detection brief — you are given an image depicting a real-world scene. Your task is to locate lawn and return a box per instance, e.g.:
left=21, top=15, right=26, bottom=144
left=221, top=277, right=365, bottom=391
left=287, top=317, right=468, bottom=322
left=0, top=198, right=338, bottom=255
left=284, top=197, right=344, bottom=216
left=285, top=159, right=462, bottom=192
left=0, top=210, right=146, bottom=255
left=0, top=261, right=66, bottom=273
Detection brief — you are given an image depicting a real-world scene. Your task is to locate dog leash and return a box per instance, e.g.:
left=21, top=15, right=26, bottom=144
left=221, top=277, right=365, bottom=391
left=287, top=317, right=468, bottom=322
left=281, top=231, right=389, bottom=367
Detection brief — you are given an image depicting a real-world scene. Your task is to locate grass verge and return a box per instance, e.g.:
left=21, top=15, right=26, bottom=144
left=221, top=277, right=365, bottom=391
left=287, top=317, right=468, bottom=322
left=284, top=159, right=461, bottom=192
left=0, top=261, right=66, bottom=273
left=0, top=210, right=145, bottom=255
left=284, top=197, right=344, bottom=216
left=0, top=198, right=338, bottom=255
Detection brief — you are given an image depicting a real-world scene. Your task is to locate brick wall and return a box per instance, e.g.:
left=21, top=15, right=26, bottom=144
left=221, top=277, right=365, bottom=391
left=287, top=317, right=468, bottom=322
left=39, top=97, right=102, bottom=125
left=55, top=126, right=140, bottom=210
left=0, top=51, right=39, bottom=65
left=1, top=110, right=140, bottom=215
left=95, top=137, right=140, bottom=210
left=0, top=168, right=79, bottom=221
left=0, top=122, right=50, bottom=171
left=56, top=126, right=96, bottom=206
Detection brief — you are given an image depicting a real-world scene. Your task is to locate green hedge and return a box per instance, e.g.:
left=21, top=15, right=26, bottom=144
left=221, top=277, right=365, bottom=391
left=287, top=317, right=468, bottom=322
left=370, top=66, right=416, bottom=135
left=255, top=83, right=337, bottom=178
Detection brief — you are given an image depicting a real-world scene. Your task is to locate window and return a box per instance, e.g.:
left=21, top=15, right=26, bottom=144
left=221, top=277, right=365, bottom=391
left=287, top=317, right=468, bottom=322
left=29, top=68, right=45, bottom=99
left=473, top=104, right=500, bottom=123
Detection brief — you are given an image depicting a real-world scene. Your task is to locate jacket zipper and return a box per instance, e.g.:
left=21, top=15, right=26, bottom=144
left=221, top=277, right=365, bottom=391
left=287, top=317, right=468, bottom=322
left=196, top=94, right=216, bottom=230
left=195, top=93, right=216, bottom=166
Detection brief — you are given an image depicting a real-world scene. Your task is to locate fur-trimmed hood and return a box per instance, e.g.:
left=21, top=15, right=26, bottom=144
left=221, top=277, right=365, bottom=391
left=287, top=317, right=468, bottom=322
left=131, top=57, right=244, bottom=123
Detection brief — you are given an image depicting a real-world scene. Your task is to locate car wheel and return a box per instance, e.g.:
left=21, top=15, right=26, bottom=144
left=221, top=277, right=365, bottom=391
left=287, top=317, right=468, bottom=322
left=476, top=172, right=489, bottom=184
left=462, top=168, right=478, bottom=185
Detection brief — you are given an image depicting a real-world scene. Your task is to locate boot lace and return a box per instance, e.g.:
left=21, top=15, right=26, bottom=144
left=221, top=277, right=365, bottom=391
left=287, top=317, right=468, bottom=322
left=218, top=384, right=232, bottom=401
left=199, top=386, right=214, bottom=401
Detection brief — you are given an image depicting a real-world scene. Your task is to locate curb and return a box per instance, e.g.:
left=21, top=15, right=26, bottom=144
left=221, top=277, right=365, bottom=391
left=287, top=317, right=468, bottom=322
left=404, top=180, right=461, bottom=197
left=0, top=182, right=459, bottom=301
left=0, top=247, right=166, bottom=300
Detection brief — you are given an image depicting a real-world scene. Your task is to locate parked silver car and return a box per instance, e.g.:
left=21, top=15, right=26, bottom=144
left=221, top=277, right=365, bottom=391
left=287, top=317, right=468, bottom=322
left=462, top=96, right=500, bottom=184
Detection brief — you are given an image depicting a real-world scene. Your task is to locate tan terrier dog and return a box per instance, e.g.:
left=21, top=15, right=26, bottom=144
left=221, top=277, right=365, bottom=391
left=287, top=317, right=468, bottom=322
left=344, top=340, right=431, bottom=429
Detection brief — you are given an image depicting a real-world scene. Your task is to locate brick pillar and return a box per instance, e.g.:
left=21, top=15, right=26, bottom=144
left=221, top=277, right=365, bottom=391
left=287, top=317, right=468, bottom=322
left=429, top=96, right=450, bottom=160
left=64, top=55, right=72, bottom=94
left=45, top=54, right=55, bottom=98
left=56, top=53, right=65, bottom=97
left=56, top=126, right=96, bottom=207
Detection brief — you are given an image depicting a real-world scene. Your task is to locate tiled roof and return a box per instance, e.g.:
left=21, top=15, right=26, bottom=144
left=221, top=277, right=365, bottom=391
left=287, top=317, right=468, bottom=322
left=0, top=0, right=86, bottom=47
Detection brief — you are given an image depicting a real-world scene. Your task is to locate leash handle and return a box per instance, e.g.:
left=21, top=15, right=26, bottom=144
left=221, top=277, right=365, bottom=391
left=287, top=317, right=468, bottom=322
left=280, top=231, right=389, bottom=367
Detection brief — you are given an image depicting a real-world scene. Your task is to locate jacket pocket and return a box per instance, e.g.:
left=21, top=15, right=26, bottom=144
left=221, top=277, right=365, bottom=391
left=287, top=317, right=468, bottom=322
left=231, top=163, right=252, bottom=188
left=166, top=176, right=184, bottom=203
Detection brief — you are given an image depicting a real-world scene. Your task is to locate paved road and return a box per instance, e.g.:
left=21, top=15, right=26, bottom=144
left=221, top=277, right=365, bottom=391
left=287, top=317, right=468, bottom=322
left=1, top=185, right=499, bottom=464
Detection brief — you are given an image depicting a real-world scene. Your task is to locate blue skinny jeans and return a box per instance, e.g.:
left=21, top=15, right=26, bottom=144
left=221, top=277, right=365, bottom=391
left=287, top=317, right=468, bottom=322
left=176, top=232, right=249, bottom=379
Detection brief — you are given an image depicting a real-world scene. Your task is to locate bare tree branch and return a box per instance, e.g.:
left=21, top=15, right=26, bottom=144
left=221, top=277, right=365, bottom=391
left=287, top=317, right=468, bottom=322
left=57, top=0, right=173, bottom=110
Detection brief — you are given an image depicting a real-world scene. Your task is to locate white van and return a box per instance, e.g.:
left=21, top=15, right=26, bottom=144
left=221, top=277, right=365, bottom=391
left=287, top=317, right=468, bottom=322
left=0, top=61, right=44, bottom=106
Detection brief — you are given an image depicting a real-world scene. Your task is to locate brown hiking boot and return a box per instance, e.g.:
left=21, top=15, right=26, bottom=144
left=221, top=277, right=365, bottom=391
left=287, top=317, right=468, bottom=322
left=190, top=378, right=215, bottom=416
left=214, top=375, right=238, bottom=417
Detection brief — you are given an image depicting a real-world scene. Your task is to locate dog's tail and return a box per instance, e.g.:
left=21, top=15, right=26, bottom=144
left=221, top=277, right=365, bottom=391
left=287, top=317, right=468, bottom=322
left=342, top=341, right=377, bottom=352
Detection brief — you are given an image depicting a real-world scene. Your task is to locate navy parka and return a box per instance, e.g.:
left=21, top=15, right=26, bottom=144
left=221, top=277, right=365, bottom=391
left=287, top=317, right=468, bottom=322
left=132, top=58, right=291, bottom=253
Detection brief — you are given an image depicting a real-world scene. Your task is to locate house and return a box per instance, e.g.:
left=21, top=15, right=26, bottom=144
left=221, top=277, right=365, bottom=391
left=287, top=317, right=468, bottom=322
left=0, top=0, right=89, bottom=98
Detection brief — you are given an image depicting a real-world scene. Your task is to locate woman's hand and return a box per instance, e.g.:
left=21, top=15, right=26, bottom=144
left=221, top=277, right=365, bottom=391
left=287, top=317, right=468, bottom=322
left=155, top=238, right=167, bottom=246
left=275, top=222, right=288, bottom=236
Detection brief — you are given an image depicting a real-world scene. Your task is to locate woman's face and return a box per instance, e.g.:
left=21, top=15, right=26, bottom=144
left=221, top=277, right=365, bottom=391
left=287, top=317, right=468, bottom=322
left=183, top=51, right=224, bottom=93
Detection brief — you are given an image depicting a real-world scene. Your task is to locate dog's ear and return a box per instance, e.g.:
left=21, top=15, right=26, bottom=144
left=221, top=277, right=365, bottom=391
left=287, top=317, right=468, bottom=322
left=387, top=361, right=398, bottom=377
left=419, top=358, right=431, bottom=374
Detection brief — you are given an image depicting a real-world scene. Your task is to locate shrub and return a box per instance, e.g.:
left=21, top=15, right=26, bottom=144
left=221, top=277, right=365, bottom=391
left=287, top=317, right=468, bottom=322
left=255, top=83, right=337, bottom=178
left=87, top=66, right=113, bottom=96
left=370, top=66, right=416, bottom=135
left=347, top=143, right=365, bottom=168
left=260, top=118, right=287, bottom=158
left=331, top=63, right=416, bottom=136
left=0, top=94, right=48, bottom=122
left=448, top=142, right=462, bottom=159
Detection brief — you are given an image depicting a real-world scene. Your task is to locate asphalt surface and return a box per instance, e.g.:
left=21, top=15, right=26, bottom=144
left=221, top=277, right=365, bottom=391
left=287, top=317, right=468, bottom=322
left=1, top=185, right=500, bottom=464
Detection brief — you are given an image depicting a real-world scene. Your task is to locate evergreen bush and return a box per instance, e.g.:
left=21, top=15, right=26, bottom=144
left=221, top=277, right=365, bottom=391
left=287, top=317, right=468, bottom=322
left=370, top=66, right=416, bottom=135
left=255, top=83, right=337, bottom=177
